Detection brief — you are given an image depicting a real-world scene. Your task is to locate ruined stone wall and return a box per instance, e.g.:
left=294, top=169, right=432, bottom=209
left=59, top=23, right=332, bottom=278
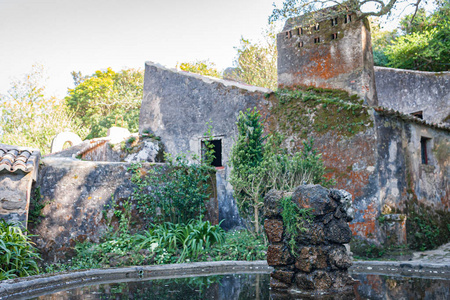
left=30, top=157, right=218, bottom=262
left=277, top=7, right=377, bottom=105
left=374, top=67, right=450, bottom=124
left=265, top=91, right=381, bottom=242
left=139, top=62, right=271, bottom=230
left=375, top=111, right=449, bottom=212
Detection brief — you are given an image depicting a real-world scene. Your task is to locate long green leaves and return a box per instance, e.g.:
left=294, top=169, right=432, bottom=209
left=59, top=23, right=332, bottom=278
left=136, top=219, right=225, bottom=263
left=0, top=220, right=41, bottom=280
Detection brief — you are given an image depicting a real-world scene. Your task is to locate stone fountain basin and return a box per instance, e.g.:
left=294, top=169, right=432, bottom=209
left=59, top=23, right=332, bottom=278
left=1, top=260, right=449, bottom=299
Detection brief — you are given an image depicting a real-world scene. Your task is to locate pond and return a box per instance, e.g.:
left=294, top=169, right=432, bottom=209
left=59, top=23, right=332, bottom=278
left=26, top=272, right=450, bottom=300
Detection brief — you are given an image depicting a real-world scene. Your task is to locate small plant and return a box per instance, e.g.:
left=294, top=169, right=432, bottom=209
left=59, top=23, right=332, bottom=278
left=0, top=220, right=41, bottom=279
left=280, top=196, right=313, bottom=256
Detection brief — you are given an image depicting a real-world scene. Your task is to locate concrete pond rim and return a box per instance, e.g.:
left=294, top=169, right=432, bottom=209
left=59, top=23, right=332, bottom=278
left=1, top=260, right=450, bottom=299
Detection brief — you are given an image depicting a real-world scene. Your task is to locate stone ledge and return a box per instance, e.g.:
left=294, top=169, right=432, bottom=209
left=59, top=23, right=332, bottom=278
left=2, top=260, right=450, bottom=298
left=350, top=260, right=450, bottom=279
left=0, top=261, right=272, bottom=299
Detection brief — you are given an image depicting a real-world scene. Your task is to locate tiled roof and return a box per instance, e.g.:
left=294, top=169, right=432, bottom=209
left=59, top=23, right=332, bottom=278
left=374, top=107, right=450, bottom=132
left=0, top=144, right=40, bottom=173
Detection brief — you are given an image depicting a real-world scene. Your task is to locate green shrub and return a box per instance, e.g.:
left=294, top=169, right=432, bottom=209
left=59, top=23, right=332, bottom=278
left=0, top=220, right=40, bottom=279
left=129, top=152, right=215, bottom=225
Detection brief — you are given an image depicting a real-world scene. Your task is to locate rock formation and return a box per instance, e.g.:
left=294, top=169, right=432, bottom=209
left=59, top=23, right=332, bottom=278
left=264, top=184, right=356, bottom=298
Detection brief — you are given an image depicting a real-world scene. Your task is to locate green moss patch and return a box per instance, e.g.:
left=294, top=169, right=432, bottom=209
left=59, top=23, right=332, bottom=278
left=270, top=86, right=372, bottom=139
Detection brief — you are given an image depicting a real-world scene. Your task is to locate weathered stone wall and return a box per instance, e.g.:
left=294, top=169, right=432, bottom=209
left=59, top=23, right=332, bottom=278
left=374, top=67, right=450, bottom=124
left=277, top=7, right=377, bottom=105
left=30, top=157, right=218, bottom=262
left=264, top=186, right=354, bottom=297
left=139, top=62, right=271, bottom=229
left=265, top=91, right=382, bottom=242
left=0, top=172, right=34, bottom=226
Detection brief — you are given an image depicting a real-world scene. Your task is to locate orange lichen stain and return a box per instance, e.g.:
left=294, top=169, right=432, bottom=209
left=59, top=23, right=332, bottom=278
left=349, top=203, right=378, bottom=238
left=366, top=275, right=383, bottom=293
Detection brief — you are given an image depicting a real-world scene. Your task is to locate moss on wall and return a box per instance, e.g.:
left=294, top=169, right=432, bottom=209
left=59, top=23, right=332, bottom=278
left=268, top=86, right=372, bottom=139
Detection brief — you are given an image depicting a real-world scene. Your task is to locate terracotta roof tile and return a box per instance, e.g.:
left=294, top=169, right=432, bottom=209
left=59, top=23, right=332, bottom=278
left=0, top=144, right=40, bottom=174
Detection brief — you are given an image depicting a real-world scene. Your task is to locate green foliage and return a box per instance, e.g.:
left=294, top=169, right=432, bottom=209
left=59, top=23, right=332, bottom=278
left=129, top=153, right=214, bottom=225
left=229, top=109, right=266, bottom=234
left=230, top=108, right=332, bottom=234
left=136, top=219, right=225, bottom=263
left=407, top=203, right=450, bottom=251
left=65, top=68, right=143, bottom=139
left=385, top=21, right=450, bottom=71
left=177, top=60, right=222, bottom=78
left=0, top=65, right=86, bottom=154
left=203, top=230, right=267, bottom=261
left=233, top=27, right=277, bottom=90
left=268, top=0, right=406, bottom=23
left=280, top=196, right=313, bottom=256
left=371, top=3, right=450, bottom=71
left=272, top=87, right=370, bottom=138
left=44, top=220, right=229, bottom=271
left=0, top=220, right=40, bottom=279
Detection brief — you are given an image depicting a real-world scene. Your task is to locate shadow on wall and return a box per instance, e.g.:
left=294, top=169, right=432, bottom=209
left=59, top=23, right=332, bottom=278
left=29, top=158, right=153, bottom=262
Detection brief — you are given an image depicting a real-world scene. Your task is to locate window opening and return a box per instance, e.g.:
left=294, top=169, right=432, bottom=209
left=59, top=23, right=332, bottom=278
left=202, top=139, right=222, bottom=167
left=331, top=33, right=338, bottom=40
left=345, top=14, right=352, bottom=23
left=298, top=27, right=303, bottom=35
left=420, top=137, right=431, bottom=165
left=331, top=17, right=338, bottom=26
left=315, top=23, right=320, bottom=30
left=314, top=37, right=320, bottom=44
left=285, top=31, right=292, bottom=38
left=410, top=111, right=423, bottom=119
left=298, top=41, right=304, bottom=48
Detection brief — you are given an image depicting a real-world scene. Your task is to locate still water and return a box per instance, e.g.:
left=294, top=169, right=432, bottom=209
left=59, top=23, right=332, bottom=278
left=31, top=273, right=450, bottom=300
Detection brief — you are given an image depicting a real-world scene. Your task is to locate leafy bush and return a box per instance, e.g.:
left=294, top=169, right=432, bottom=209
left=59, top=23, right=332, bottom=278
left=205, top=230, right=267, bottom=261
left=136, top=219, right=225, bottom=263
left=230, top=108, right=333, bottom=234
left=129, top=153, right=215, bottom=225
left=0, top=220, right=40, bottom=279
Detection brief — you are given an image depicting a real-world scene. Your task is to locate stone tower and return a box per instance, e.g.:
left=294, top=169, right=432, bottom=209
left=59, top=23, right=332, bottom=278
left=277, top=5, right=378, bottom=106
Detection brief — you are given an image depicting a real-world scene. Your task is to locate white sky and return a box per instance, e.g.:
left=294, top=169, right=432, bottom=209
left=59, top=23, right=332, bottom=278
left=0, top=0, right=430, bottom=99
left=0, top=0, right=283, bottom=98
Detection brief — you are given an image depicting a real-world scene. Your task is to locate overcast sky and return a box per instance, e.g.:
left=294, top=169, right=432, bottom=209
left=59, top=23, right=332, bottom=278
left=0, top=0, right=283, bottom=98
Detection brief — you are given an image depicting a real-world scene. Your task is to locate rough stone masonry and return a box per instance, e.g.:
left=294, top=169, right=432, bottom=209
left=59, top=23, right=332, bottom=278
left=264, top=185, right=355, bottom=298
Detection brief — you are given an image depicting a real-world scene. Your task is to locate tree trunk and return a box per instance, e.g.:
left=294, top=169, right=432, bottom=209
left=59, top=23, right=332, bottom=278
left=254, top=204, right=259, bottom=234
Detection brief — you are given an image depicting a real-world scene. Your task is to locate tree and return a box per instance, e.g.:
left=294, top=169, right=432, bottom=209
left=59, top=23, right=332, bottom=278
left=65, top=68, right=144, bottom=139
left=229, top=109, right=266, bottom=234
left=269, top=0, right=431, bottom=23
left=229, top=109, right=332, bottom=234
left=233, top=27, right=278, bottom=90
left=370, top=17, right=399, bottom=66
left=0, top=65, right=85, bottom=154
left=374, top=2, right=450, bottom=71
left=177, top=60, right=222, bottom=78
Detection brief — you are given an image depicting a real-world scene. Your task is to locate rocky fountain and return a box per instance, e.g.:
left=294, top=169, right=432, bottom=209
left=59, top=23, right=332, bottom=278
left=264, top=184, right=356, bottom=299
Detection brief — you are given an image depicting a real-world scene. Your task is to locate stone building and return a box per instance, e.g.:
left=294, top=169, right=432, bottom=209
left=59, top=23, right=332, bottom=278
left=139, top=6, right=449, bottom=246
left=277, top=6, right=377, bottom=106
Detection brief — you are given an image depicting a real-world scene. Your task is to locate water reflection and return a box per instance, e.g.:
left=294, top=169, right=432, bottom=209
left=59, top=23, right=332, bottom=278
left=31, top=273, right=450, bottom=300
